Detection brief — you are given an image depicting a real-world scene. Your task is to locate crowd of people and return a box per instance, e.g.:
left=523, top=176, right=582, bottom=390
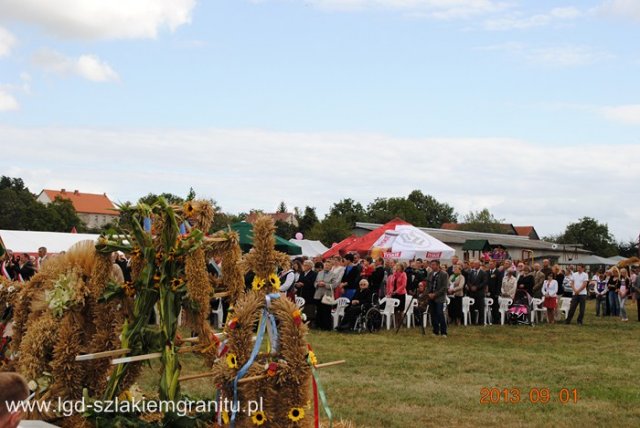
left=272, top=253, right=640, bottom=336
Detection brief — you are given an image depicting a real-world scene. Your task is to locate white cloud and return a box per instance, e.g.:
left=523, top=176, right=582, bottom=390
left=600, top=104, right=640, bottom=125
left=32, top=49, right=119, bottom=82
left=298, top=0, right=509, bottom=19
left=0, top=125, right=638, bottom=240
left=0, top=0, right=196, bottom=40
left=483, top=6, right=582, bottom=30
left=599, top=0, right=640, bottom=22
left=0, top=25, right=16, bottom=57
left=478, top=42, right=613, bottom=67
left=0, top=88, right=18, bottom=111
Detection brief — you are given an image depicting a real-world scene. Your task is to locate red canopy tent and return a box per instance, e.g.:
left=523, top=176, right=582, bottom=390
left=322, top=235, right=358, bottom=258
left=342, top=218, right=410, bottom=255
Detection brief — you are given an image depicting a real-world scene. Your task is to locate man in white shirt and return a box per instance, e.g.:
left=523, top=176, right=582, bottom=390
left=565, top=264, right=589, bottom=325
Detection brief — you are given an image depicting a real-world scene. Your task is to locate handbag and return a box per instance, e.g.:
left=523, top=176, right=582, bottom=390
left=321, top=281, right=336, bottom=305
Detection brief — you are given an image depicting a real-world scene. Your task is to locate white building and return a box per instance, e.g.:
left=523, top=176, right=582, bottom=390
left=37, top=189, right=119, bottom=229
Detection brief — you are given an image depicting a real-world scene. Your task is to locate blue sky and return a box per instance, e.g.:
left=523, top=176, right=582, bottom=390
left=0, top=1, right=639, bottom=241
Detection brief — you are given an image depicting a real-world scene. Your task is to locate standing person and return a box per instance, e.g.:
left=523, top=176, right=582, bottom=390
left=427, top=260, right=449, bottom=337
left=541, top=259, right=553, bottom=278
left=36, top=246, right=48, bottom=270
left=532, top=263, right=545, bottom=298
left=487, top=261, right=503, bottom=324
left=542, top=272, right=558, bottom=324
left=593, top=270, right=608, bottom=317
left=447, top=264, right=465, bottom=326
left=314, top=261, right=337, bottom=331
left=465, top=260, right=488, bottom=325
left=385, top=263, right=407, bottom=328
left=339, top=254, right=361, bottom=293
left=278, top=265, right=296, bottom=301
left=632, top=267, right=640, bottom=322
left=565, top=264, right=589, bottom=325
left=619, top=268, right=631, bottom=322
left=360, top=257, right=374, bottom=282
left=516, top=265, right=534, bottom=296
left=607, top=268, right=621, bottom=317
left=501, top=270, right=517, bottom=299
left=553, top=265, right=565, bottom=297
left=368, top=257, right=385, bottom=298
left=295, top=260, right=318, bottom=324
left=330, top=257, right=345, bottom=298
left=17, top=253, right=36, bottom=281
left=447, top=256, right=459, bottom=276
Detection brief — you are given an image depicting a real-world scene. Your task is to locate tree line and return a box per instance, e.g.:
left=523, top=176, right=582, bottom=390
left=0, top=176, right=636, bottom=258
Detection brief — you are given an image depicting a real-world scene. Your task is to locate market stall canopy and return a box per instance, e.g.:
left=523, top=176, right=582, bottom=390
left=289, top=239, right=329, bottom=258
left=462, top=239, right=492, bottom=252
left=343, top=218, right=410, bottom=255
left=322, top=235, right=358, bottom=258
left=0, top=229, right=100, bottom=255
left=228, top=222, right=302, bottom=255
left=372, top=225, right=456, bottom=261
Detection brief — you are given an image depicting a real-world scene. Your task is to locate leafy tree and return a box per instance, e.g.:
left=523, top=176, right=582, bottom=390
left=556, top=217, right=618, bottom=257
left=328, top=198, right=366, bottom=227
left=298, top=206, right=319, bottom=235
left=275, top=220, right=297, bottom=240
left=366, top=197, right=422, bottom=225
left=138, top=192, right=186, bottom=206
left=458, top=208, right=505, bottom=234
left=407, top=190, right=457, bottom=227
left=617, top=240, right=639, bottom=258
left=277, top=201, right=287, bottom=213
left=307, top=215, right=351, bottom=246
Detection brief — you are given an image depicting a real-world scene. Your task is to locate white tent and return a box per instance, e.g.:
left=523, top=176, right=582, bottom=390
left=288, top=239, right=329, bottom=258
left=557, top=255, right=618, bottom=266
left=372, top=225, right=456, bottom=261
left=0, top=229, right=100, bottom=254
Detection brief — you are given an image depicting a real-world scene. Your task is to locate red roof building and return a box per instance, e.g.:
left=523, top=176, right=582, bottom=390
left=37, top=189, right=118, bottom=229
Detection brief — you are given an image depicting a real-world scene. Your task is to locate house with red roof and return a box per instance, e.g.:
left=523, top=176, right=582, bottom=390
left=37, top=189, right=119, bottom=229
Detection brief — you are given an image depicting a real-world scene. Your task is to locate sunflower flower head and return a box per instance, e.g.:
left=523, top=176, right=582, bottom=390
left=268, top=273, right=281, bottom=291
left=251, top=411, right=267, bottom=426
left=170, top=278, right=184, bottom=291
left=252, top=276, right=266, bottom=291
left=307, top=350, right=318, bottom=367
left=226, top=353, right=238, bottom=369
left=288, top=407, right=305, bottom=423
left=183, top=202, right=195, bottom=216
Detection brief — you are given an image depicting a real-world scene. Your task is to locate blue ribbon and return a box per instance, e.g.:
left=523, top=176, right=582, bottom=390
left=230, top=308, right=268, bottom=426
left=267, top=313, right=279, bottom=354
left=179, top=222, right=187, bottom=235
left=143, top=217, right=152, bottom=233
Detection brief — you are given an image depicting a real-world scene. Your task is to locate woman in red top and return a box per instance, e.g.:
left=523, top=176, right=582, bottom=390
left=386, top=262, right=407, bottom=327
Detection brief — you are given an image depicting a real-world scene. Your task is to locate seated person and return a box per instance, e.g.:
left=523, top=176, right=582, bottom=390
left=336, top=279, right=373, bottom=331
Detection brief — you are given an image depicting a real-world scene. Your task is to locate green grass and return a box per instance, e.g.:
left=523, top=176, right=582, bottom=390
left=140, top=300, right=640, bottom=427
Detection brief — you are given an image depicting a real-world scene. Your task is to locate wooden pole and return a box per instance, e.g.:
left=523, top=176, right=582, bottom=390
left=178, top=360, right=346, bottom=383
left=75, top=348, right=131, bottom=362
left=111, top=352, right=163, bottom=365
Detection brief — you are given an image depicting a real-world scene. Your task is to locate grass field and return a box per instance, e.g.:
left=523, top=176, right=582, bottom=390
left=140, top=300, right=640, bottom=427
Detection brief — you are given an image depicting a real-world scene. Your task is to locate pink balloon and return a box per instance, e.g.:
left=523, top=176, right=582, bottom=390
left=295, top=232, right=303, bottom=240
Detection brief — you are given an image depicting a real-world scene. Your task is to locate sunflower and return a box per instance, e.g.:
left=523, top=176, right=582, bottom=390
left=226, top=353, right=238, bottom=369
left=288, top=407, right=305, bottom=423
left=251, top=276, right=266, bottom=291
left=183, top=202, right=195, bottom=216
left=251, top=411, right=267, bottom=426
left=307, top=350, right=318, bottom=367
left=268, top=273, right=281, bottom=290
left=170, top=278, right=184, bottom=291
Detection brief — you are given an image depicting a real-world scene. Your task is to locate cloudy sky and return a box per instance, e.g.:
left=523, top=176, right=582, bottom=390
left=0, top=0, right=638, bottom=241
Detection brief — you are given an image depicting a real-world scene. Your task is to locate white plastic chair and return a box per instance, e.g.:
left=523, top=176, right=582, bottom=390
left=211, top=298, right=224, bottom=329
left=559, top=297, right=571, bottom=319
left=498, top=297, right=513, bottom=325
left=531, top=298, right=545, bottom=324
left=379, top=297, right=400, bottom=330
left=331, top=297, right=351, bottom=329
left=462, top=297, right=475, bottom=326
left=295, top=296, right=305, bottom=310
left=405, top=298, right=419, bottom=328
left=484, top=298, right=494, bottom=325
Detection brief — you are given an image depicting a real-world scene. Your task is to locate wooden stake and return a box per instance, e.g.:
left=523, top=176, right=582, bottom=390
left=75, top=348, right=131, bottom=362
left=178, top=360, right=346, bottom=383
left=111, top=352, right=163, bottom=365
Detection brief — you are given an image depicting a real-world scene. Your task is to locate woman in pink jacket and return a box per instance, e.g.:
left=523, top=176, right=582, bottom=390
left=386, top=262, right=407, bottom=327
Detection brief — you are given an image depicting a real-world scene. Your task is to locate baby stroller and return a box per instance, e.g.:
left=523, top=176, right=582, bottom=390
left=507, top=289, right=532, bottom=325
